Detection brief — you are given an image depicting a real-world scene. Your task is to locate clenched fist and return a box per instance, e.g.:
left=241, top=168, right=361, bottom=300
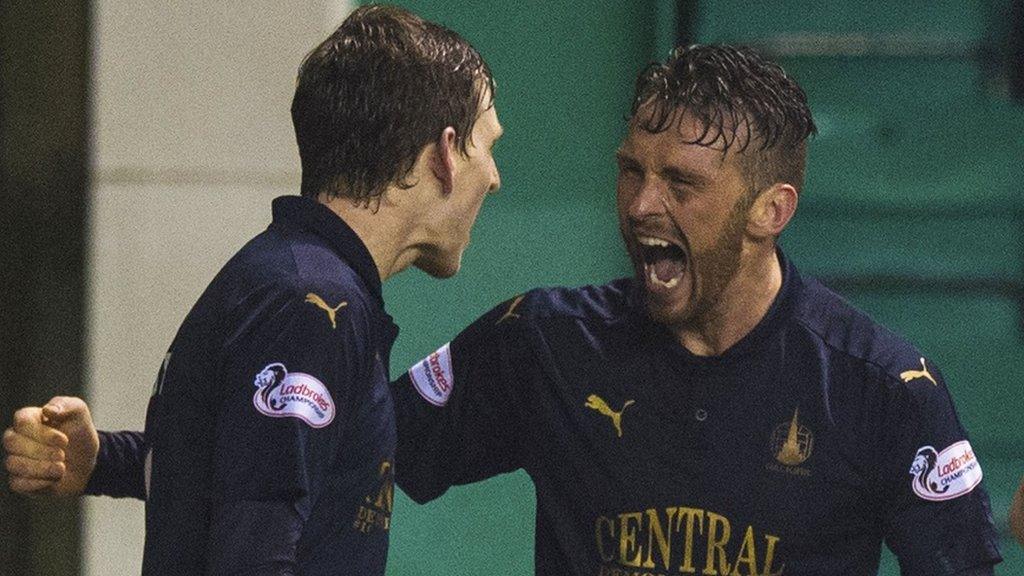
left=3, top=396, right=99, bottom=496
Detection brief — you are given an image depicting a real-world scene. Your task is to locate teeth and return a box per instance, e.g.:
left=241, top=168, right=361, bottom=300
left=637, top=236, right=671, bottom=248
left=647, top=265, right=680, bottom=289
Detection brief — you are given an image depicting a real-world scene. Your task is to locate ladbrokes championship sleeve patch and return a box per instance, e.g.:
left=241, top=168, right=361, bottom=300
left=408, top=342, right=453, bottom=406
left=252, top=362, right=336, bottom=428
left=908, top=440, right=983, bottom=502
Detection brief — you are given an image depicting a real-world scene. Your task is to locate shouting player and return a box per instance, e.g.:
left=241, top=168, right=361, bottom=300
left=394, top=45, right=1001, bottom=575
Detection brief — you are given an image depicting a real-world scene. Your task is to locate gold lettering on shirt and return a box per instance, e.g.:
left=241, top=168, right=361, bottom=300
left=594, top=506, right=783, bottom=576
left=762, top=535, right=784, bottom=576
left=703, top=512, right=731, bottom=575
left=643, top=507, right=677, bottom=570
left=678, top=507, right=704, bottom=573
left=732, top=527, right=758, bottom=575
left=352, top=458, right=393, bottom=534
left=619, top=512, right=644, bottom=567
left=369, top=460, right=394, bottom=513
left=596, top=516, right=617, bottom=562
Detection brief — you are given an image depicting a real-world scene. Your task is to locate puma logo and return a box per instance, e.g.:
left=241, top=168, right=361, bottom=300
left=305, top=293, right=348, bottom=329
left=496, top=295, right=525, bottom=325
left=900, top=357, right=937, bottom=386
left=585, top=394, right=635, bottom=438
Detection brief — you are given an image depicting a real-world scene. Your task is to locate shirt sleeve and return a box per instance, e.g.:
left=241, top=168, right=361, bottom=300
left=392, top=296, right=531, bottom=504
left=879, top=361, right=1002, bottom=575
left=84, top=430, right=148, bottom=499
left=202, top=290, right=368, bottom=575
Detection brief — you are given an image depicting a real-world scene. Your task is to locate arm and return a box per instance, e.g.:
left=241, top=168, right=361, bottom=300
left=3, top=396, right=147, bottom=500
left=392, top=296, right=528, bottom=504
left=85, top=429, right=147, bottom=499
left=197, top=293, right=362, bottom=575
left=879, top=361, right=1002, bottom=575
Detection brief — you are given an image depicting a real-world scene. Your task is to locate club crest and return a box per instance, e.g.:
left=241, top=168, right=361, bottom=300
left=770, top=407, right=813, bottom=466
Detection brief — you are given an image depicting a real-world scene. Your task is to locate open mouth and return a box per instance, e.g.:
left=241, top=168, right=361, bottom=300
left=637, top=235, right=688, bottom=290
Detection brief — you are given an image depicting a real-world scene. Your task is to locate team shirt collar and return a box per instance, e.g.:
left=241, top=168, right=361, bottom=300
left=271, top=195, right=385, bottom=308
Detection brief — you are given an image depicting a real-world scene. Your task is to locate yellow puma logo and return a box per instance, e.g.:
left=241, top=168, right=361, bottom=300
left=496, top=295, right=525, bottom=325
left=900, top=357, right=937, bottom=386
left=585, top=394, right=635, bottom=438
left=305, top=293, right=348, bottom=329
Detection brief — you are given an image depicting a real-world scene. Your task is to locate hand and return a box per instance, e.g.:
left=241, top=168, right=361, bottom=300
left=3, top=396, right=100, bottom=496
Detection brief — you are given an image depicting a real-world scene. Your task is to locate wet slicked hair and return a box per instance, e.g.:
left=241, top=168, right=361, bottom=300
left=631, top=44, right=816, bottom=195
left=291, top=4, right=495, bottom=204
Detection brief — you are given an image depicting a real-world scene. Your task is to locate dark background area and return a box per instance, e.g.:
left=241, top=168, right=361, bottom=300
left=1, top=0, right=89, bottom=574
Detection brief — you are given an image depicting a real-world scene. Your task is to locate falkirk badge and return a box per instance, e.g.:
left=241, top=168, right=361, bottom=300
left=770, top=407, right=813, bottom=467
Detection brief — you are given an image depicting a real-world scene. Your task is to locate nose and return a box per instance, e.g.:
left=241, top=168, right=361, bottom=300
left=626, top=177, right=667, bottom=223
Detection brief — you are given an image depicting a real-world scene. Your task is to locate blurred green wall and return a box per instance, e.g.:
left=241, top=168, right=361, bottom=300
left=377, top=2, right=1024, bottom=574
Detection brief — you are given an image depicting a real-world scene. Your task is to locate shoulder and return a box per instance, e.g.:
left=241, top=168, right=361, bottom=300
left=784, top=275, right=974, bottom=480
left=493, top=278, right=636, bottom=326
left=233, top=227, right=375, bottom=310
left=788, top=275, right=939, bottom=391
left=445, top=279, right=637, bottom=362
left=214, top=233, right=376, bottom=351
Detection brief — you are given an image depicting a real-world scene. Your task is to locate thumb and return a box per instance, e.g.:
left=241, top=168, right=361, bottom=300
left=42, top=396, right=91, bottom=426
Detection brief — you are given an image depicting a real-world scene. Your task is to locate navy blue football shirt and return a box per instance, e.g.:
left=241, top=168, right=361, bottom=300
left=392, top=250, right=1001, bottom=576
left=87, top=196, right=398, bottom=575
left=86, top=248, right=1001, bottom=575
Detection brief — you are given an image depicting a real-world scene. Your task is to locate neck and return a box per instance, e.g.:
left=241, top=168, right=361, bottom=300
left=675, top=245, right=782, bottom=356
left=319, top=195, right=420, bottom=283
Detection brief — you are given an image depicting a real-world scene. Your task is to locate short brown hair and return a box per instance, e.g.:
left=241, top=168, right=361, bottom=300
left=631, top=44, right=816, bottom=195
left=291, top=5, right=495, bottom=203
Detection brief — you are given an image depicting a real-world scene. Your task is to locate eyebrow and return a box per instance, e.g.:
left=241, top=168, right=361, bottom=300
left=615, top=151, right=711, bottom=186
left=661, top=166, right=709, bottom=186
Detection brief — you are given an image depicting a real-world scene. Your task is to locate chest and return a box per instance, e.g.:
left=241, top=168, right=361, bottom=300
left=523, top=334, right=883, bottom=570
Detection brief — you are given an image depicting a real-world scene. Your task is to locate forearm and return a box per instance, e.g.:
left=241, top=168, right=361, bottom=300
left=83, top=430, right=147, bottom=499
left=391, top=378, right=455, bottom=504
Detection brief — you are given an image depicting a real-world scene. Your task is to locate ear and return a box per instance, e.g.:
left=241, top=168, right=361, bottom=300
left=747, top=183, right=798, bottom=239
left=430, top=127, right=458, bottom=196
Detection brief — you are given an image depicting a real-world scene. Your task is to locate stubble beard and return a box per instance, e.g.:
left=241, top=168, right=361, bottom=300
left=644, top=198, right=749, bottom=331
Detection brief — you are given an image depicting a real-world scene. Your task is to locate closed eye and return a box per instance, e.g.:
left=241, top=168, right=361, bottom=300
left=616, top=155, right=642, bottom=175
left=662, top=167, right=707, bottom=189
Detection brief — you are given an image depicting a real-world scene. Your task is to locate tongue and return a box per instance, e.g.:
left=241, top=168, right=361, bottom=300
left=652, top=257, right=684, bottom=283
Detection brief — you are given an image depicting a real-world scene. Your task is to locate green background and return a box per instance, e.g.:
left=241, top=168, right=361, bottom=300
left=378, top=1, right=1024, bottom=575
